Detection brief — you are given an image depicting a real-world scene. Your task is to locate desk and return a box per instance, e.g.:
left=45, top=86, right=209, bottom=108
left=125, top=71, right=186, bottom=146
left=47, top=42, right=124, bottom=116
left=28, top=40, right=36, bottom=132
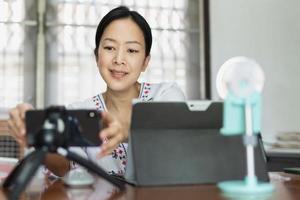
left=1, top=172, right=300, bottom=200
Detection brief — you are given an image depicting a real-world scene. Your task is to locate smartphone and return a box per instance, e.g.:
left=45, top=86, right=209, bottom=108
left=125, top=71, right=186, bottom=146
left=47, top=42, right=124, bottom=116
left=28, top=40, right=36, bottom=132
left=25, top=109, right=102, bottom=147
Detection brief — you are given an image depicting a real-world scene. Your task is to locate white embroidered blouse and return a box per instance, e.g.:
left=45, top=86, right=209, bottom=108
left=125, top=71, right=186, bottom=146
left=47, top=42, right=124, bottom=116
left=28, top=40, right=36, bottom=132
left=55, top=82, right=185, bottom=176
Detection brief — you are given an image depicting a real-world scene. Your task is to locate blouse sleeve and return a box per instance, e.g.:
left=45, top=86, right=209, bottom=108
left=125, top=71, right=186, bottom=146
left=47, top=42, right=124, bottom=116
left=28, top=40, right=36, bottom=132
left=154, top=82, right=186, bottom=101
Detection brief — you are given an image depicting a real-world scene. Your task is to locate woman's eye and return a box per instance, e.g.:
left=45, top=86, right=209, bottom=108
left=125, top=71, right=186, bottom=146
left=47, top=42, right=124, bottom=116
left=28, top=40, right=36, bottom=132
left=104, top=46, right=114, bottom=51
left=128, top=49, right=139, bottom=53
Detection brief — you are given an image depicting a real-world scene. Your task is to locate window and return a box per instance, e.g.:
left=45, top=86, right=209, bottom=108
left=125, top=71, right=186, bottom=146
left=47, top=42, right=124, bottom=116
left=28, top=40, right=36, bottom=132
left=0, top=0, right=36, bottom=110
left=0, top=0, right=205, bottom=109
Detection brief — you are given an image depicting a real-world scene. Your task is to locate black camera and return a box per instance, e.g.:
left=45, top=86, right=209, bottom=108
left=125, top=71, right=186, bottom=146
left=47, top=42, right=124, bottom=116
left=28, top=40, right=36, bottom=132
left=25, top=106, right=102, bottom=148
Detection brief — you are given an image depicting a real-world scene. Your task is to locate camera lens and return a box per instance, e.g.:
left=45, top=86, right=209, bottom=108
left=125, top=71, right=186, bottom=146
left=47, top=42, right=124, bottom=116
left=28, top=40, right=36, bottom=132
left=89, top=111, right=95, bottom=118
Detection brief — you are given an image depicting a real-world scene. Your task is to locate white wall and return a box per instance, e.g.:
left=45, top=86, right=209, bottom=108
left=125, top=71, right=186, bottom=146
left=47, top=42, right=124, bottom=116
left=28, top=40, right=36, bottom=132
left=209, top=0, right=300, bottom=140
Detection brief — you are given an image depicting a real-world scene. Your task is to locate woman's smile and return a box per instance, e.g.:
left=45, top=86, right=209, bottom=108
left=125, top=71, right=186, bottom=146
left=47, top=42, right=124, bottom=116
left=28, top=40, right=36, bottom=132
left=109, top=69, right=129, bottom=79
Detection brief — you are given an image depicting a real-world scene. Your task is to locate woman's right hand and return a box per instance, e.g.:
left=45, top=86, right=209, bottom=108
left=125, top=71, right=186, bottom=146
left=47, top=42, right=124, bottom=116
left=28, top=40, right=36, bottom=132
left=7, top=103, right=34, bottom=147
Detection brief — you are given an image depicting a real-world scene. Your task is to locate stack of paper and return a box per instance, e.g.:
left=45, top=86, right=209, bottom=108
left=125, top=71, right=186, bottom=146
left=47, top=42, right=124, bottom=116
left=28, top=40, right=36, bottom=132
left=271, top=132, right=300, bottom=149
left=264, top=132, right=300, bottom=154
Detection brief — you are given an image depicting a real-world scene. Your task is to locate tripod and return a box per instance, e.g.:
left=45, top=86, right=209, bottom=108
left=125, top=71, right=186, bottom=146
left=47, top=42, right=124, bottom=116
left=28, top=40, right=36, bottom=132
left=2, top=107, right=125, bottom=200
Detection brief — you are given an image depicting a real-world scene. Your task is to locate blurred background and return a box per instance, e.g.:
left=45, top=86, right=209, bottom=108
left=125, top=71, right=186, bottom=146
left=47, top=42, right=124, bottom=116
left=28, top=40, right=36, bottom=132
left=0, top=0, right=206, bottom=158
left=1, top=0, right=300, bottom=158
left=0, top=0, right=205, bottom=109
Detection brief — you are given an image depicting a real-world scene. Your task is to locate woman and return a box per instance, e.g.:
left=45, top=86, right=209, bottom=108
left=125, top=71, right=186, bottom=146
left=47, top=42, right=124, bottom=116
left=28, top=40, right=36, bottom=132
left=8, top=6, right=185, bottom=177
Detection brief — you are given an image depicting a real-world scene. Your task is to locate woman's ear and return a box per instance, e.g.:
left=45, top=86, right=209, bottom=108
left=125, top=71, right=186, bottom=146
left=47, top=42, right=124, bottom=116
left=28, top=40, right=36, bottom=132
left=142, top=55, right=151, bottom=72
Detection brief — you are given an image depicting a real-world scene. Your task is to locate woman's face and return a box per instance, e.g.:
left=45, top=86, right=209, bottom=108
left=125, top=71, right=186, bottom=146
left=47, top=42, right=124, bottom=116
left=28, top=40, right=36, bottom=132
left=97, top=18, right=150, bottom=92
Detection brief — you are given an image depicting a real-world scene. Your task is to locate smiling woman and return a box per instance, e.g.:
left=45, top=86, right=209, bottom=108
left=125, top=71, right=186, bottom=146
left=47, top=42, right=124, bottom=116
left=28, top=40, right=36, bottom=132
left=97, top=18, right=150, bottom=92
left=8, top=6, right=185, bottom=177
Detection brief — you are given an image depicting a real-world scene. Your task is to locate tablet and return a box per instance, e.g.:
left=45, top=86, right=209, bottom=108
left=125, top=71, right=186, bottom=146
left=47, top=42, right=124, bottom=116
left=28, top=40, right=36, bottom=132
left=125, top=101, right=269, bottom=186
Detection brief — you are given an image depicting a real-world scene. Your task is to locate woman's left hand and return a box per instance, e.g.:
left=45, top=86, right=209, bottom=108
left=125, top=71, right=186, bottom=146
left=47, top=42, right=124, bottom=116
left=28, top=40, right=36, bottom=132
left=97, top=111, right=129, bottom=158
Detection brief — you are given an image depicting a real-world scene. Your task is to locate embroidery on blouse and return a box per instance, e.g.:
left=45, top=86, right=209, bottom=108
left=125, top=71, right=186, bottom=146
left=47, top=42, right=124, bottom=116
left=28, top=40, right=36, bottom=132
left=93, top=94, right=105, bottom=111
left=140, top=82, right=152, bottom=101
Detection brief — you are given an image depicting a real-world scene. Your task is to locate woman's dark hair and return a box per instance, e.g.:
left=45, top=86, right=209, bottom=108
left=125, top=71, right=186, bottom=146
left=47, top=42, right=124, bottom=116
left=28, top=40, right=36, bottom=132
left=94, top=6, right=152, bottom=58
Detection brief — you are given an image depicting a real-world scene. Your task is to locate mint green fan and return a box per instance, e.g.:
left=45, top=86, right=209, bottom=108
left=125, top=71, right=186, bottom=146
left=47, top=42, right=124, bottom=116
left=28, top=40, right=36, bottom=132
left=216, top=57, right=274, bottom=195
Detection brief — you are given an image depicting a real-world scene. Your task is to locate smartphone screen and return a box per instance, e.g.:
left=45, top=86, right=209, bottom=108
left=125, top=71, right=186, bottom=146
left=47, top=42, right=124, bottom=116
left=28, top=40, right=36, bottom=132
left=25, top=109, right=102, bottom=147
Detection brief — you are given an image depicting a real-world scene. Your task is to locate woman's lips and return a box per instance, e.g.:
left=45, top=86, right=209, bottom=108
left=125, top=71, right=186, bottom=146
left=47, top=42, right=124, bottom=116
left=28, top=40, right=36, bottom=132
left=110, top=69, right=128, bottom=79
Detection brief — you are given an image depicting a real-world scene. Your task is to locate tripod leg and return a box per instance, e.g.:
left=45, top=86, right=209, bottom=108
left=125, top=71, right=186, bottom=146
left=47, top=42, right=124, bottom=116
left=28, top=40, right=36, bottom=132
left=57, top=147, right=125, bottom=190
left=2, top=151, right=33, bottom=188
left=2, top=148, right=48, bottom=200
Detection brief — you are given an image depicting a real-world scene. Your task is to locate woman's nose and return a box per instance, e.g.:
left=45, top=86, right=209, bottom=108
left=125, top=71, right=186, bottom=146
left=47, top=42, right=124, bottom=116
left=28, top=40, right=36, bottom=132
left=113, top=49, right=125, bottom=65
